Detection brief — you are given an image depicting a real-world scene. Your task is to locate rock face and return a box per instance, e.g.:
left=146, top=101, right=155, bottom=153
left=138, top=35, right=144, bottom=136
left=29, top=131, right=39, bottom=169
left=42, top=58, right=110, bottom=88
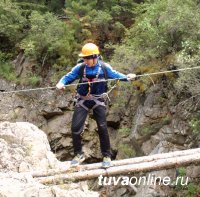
left=104, top=84, right=199, bottom=196
left=13, top=51, right=37, bottom=78
left=0, top=78, right=106, bottom=161
left=0, top=79, right=74, bottom=160
left=0, top=122, right=99, bottom=197
left=127, top=85, right=200, bottom=197
left=0, top=121, right=58, bottom=172
left=0, top=77, right=199, bottom=196
left=0, top=79, right=16, bottom=92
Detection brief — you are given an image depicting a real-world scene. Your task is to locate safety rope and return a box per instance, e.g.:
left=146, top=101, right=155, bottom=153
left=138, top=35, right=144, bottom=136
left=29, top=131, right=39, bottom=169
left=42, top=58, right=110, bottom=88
left=87, top=80, right=91, bottom=96
left=0, top=66, right=200, bottom=95
left=0, top=86, right=55, bottom=94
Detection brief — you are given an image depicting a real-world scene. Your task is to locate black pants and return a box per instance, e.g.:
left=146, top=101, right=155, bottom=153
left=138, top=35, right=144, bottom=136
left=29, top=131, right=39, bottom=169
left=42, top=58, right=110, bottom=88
left=71, top=100, right=111, bottom=157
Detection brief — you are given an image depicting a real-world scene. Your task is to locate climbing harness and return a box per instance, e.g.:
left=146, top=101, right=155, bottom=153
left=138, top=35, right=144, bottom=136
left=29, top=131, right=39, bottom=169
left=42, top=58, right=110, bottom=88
left=74, top=94, right=106, bottom=111
left=77, top=60, right=108, bottom=92
left=82, top=62, right=102, bottom=96
left=0, top=66, right=200, bottom=95
left=74, top=62, right=113, bottom=110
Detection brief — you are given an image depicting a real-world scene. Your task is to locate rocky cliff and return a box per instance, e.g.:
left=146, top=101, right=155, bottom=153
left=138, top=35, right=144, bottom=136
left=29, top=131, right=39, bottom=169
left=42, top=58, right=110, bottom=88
left=0, top=121, right=99, bottom=197
left=0, top=76, right=199, bottom=196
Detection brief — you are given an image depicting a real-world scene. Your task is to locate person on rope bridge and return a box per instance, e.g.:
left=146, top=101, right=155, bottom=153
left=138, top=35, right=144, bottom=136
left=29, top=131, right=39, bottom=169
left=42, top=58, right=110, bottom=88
left=56, top=43, right=136, bottom=168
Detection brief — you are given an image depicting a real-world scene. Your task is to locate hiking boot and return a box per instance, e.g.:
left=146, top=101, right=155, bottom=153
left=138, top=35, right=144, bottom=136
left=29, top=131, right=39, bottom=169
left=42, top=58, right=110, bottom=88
left=102, top=156, right=111, bottom=168
left=71, top=154, right=85, bottom=166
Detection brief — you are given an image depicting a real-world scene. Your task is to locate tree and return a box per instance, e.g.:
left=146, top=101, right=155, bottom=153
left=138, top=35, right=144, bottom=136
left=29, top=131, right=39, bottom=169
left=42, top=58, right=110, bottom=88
left=111, top=0, right=200, bottom=96
left=20, top=11, right=77, bottom=66
left=64, top=0, right=140, bottom=58
left=0, top=0, right=78, bottom=84
left=0, top=0, right=26, bottom=52
left=14, top=0, right=65, bottom=14
left=123, top=0, right=200, bottom=60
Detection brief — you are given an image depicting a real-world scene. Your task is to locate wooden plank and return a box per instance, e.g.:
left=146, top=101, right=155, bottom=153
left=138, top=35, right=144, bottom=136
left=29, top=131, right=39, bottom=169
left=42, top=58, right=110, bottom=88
left=32, top=148, right=200, bottom=178
left=36, top=152, right=200, bottom=184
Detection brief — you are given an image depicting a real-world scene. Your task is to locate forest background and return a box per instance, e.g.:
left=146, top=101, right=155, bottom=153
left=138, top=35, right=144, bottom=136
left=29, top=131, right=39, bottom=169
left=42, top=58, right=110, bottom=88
left=0, top=0, right=199, bottom=97
left=0, top=0, right=200, bottom=195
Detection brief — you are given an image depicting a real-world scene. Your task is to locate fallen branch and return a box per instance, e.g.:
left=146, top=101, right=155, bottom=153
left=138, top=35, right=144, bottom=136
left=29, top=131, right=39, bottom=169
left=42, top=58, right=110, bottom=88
left=36, top=152, right=200, bottom=184
left=32, top=148, right=200, bottom=178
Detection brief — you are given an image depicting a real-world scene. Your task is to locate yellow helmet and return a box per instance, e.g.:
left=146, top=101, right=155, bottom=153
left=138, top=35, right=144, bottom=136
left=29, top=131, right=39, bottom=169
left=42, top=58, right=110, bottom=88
left=79, top=43, right=100, bottom=57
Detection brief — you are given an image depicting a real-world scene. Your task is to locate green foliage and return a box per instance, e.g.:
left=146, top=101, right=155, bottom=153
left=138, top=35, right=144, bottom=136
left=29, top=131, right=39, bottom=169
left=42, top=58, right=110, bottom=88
left=20, top=11, right=77, bottom=65
left=140, top=126, right=152, bottom=136
left=0, top=61, right=17, bottom=82
left=129, top=0, right=200, bottom=59
left=1, top=0, right=200, bottom=98
left=189, top=118, right=200, bottom=134
left=0, top=51, right=13, bottom=62
left=174, top=51, right=200, bottom=96
left=173, top=181, right=200, bottom=196
left=118, top=143, right=135, bottom=158
left=139, top=115, right=172, bottom=137
left=0, top=51, right=18, bottom=82
left=110, top=81, right=136, bottom=110
left=177, top=167, right=186, bottom=176
left=162, top=116, right=171, bottom=125
left=112, top=0, right=200, bottom=69
left=0, top=0, right=78, bottom=84
left=51, top=64, right=69, bottom=84
left=65, top=0, right=138, bottom=57
left=28, top=75, right=42, bottom=86
left=175, top=168, right=187, bottom=191
left=14, top=0, right=65, bottom=14
left=92, top=11, right=112, bottom=28
left=15, top=2, right=48, bottom=16
left=15, top=1, right=47, bottom=10
left=187, top=183, right=198, bottom=196
left=110, top=0, right=200, bottom=99
left=118, top=127, right=131, bottom=136
left=0, top=0, right=26, bottom=50
left=48, top=0, right=65, bottom=13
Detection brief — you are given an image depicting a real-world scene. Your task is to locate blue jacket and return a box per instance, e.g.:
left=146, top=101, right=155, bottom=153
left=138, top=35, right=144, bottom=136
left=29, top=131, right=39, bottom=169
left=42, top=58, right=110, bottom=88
left=59, top=61, right=127, bottom=96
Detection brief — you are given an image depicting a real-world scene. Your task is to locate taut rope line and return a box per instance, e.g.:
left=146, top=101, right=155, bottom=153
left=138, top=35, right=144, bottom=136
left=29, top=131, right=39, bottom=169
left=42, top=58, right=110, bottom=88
left=0, top=66, right=200, bottom=95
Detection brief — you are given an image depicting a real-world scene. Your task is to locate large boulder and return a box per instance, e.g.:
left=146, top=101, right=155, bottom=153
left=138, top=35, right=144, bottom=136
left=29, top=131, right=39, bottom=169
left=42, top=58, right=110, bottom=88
left=0, top=121, right=59, bottom=172
left=0, top=121, right=99, bottom=197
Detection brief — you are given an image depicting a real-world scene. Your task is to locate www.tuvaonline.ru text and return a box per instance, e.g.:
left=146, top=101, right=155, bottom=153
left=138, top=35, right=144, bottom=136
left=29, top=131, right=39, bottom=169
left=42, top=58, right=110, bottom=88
left=98, top=174, right=189, bottom=186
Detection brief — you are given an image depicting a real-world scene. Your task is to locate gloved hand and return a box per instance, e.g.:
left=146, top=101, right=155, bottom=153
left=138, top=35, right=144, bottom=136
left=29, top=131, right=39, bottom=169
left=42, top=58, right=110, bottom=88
left=127, top=73, right=137, bottom=81
left=56, top=82, right=65, bottom=90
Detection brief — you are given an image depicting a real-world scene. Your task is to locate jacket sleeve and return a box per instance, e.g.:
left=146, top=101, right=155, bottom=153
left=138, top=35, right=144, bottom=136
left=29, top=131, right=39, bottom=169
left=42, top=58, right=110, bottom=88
left=58, top=64, right=80, bottom=85
left=105, top=63, right=128, bottom=81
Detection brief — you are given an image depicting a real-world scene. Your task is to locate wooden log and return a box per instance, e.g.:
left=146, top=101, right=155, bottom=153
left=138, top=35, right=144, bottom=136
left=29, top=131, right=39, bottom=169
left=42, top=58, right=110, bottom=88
left=36, top=152, right=200, bottom=185
left=32, top=148, right=200, bottom=178
left=80, top=147, right=200, bottom=171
